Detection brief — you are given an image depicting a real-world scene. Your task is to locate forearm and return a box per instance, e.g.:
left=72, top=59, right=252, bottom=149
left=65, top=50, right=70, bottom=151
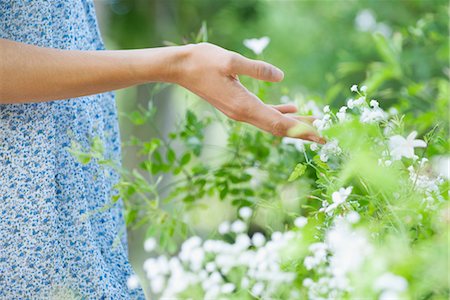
left=0, top=38, right=189, bottom=103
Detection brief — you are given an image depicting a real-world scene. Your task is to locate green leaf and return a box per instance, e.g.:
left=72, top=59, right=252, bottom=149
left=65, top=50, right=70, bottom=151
left=180, top=152, right=191, bottom=166
left=219, top=184, right=228, bottom=200
left=288, top=163, right=307, bottom=182
left=166, top=148, right=176, bottom=164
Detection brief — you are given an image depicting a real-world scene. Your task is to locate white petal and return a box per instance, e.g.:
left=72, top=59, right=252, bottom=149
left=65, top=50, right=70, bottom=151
left=412, top=139, right=427, bottom=148
left=407, top=131, right=418, bottom=141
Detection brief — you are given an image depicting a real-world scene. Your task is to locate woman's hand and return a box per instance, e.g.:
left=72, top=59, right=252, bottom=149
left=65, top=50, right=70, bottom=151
left=170, top=43, right=324, bottom=143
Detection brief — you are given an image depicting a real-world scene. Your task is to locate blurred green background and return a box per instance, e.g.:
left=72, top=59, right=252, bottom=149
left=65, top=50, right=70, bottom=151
left=93, top=0, right=448, bottom=298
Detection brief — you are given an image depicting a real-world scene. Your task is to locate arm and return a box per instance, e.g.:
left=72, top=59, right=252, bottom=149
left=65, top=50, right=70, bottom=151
left=0, top=39, right=323, bottom=143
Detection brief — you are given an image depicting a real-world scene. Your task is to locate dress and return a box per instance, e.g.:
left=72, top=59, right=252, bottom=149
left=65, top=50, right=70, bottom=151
left=0, top=1, right=146, bottom=299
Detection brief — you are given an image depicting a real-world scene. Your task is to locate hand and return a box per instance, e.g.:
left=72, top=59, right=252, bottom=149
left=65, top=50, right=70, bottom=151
left=172, top=43, right=325, bottom=144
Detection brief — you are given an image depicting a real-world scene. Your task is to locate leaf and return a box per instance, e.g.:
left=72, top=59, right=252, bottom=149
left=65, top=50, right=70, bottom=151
left=125, top=209, right=138, bottom=225
left=288, top=163, right=307, bottom=182
left=183, top=194, right=196, bottom=203
left=180, top=152, right=191, bottom=166
left=219, top=184, right=229, bottom=200
left=232, top=198, right=253, bottom=207
left=166, top=148, right=176, bottom=164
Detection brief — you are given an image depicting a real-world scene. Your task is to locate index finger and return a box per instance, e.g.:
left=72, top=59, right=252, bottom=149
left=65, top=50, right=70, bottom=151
left=230, top=53, right=284, bottom=82
left=242, top=92, right=325, bottom=144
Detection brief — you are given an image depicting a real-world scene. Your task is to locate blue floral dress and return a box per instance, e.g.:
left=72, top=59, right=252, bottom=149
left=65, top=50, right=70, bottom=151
left=0, top=1, right=145, bottom=299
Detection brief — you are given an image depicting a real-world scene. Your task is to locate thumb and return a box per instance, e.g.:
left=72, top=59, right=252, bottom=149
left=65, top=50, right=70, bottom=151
left=231, top=53, right=284, bottom=82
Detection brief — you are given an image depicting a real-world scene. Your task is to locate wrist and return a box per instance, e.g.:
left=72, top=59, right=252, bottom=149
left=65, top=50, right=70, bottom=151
left=131, top=44, right=195, bottom=84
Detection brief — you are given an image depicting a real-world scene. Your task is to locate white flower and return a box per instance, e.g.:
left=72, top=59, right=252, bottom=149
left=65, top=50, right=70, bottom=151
left=323, top=105, right=330, bottom=113
left=375, top=22, right=392, bottom=38
left=336, top=106, right=348, bottom=123
left=431, top=156, right=450, bottom=179
left=360, top=107, right=387, bottom=123
left=241, top=277, right=250, bottom=288
left=239, top=207, right=253, bottom=220
left=313, top=114, right=331, bottom=131
left=355, top=9, right=377, bottom=32
left=350, top=85, right=358, bottom=92
left=346, top=211, right=360, bottom=224
left=231, top=220, right=247, bottom=233
left=294, top=216, right=308, bottom=228
left=324, top=186, right=353, bottom=214
left=310, top=143, right=319, bottom=151
left=374, top=272, right=408, bottom=292
left=251, top=282, right=265, bottom=296
left=303, top=278, right=314, bottom=287
left=347, top=96, right=365, bottom=109
left=369, top=99, right=379, bottom=108
left=221, top=283, right=235, bottom=294
left=326, top=219, right=372, bottom=277
left=360, top=85, right=368, bottom=92
left=389, top=131, right=427, bottom=160
left=319, top=139, right=342, bottom=162
left=282, top=137, right=305, bottom=152
left=388, top=107, right=398, bottom=115
left=300, top=100, right=324, bottom=117
left=143, top=238, right=157, bottom=252
left=127, top=274, right=140, bottom=290
left=150, top=275, right=166, bottom=294
left=218, top=221, right=230, bottom=235
left=243, top=37, right=270, bottom=55
left=252, top=232, right=266, bottom=247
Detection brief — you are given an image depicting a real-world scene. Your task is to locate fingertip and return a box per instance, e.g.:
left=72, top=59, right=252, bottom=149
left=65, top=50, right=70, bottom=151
left=272, top=67, right=284, bottom=82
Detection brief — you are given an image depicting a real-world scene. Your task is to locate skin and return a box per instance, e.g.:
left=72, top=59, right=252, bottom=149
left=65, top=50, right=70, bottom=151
left=0, top=39, right=324, bottom=143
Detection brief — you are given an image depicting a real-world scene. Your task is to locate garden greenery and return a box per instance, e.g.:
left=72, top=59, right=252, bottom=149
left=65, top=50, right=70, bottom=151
left=70, top=8, right=448, bottom=300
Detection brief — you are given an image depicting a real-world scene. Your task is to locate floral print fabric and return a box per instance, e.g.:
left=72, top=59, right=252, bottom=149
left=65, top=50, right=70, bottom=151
left=0, top=1, right=145, bottom=299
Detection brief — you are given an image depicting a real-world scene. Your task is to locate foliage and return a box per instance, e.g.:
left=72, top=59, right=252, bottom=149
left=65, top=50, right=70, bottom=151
left=73, top=2, right=449, bottom=299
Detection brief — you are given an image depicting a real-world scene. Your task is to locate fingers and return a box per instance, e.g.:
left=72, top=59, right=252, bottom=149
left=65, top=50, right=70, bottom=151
left=230, top=53, right=284, bottom=82
left=270, top=104, right=298, bottom=114
left=292, top=115, right=317, bottom=125
left=237, top=93, right=325, bottom=144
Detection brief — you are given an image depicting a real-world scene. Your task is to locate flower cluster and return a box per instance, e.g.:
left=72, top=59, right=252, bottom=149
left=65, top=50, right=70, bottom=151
left=132, top=207, right=301, bottom=299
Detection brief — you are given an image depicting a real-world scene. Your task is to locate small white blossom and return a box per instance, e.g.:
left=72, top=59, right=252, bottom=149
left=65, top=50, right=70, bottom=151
left=389, top=131, right=427, bottom=160
left=221, top=283, right=235, bottom=294
left=346, top=211, right=360, bottom=224
left=127, top=274, right=140, bottom=290
left=243, top=37, right=270, bottom=55
left=318, top=139, right=342, bottom=162
left=350, top=85, right=358, bottom=92
left=241, top=277, right=250, bottom=288
left=326, top=219, right=372, bottom=277
left=218, top=221, right=230, bottom=235
left=294, top=216, right=308, bottom=228
left=388, top=107, right=398, bottom=115
left=360, top=107, right=387, bottom=123
left=324, top=186, right=353, bottom=214
left=231, top=220, right=247, bottom=233
left=144, top=238, right=157, bottom=252
left=310, top=143, right=319, bottom=151
left=355, top=10, right=377, bottom=32
left=251, top=282, right=265, bottom=296
left=239, top=206, right=253, bottom=220
left=360, top=85, right=368, bottom=92
left=431, top=156, right=450, bottom=179
left=282, top=137, right=306, bottom=152
left=336, top=106, right=348, bottom=123
left=323, top=105, right=330, bottom=113
left=150, top=275, right=166, bottom=294
left=313, top=114, right=332, bottom=131
left=374, top=273, right=408, bottom=293
left=252, top=232, right=266, bottom=247
left=369, top=99, right=379, bottom=108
